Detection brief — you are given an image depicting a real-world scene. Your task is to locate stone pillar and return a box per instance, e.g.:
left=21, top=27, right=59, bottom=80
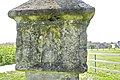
left=8, top=0, right=95, bottom=80
left=26, top=72, right=79, bottom=80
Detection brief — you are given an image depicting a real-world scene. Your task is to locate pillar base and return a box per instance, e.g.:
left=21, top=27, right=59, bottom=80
left=26, top=72, right=79, bottom=80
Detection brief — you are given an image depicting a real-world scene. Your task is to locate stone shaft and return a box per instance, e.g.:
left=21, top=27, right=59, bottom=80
left=26, top=72, right=79, bottom=80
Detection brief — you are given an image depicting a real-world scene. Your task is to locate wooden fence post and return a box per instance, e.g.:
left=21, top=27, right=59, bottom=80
left=94, top=54, right=97, bottom=72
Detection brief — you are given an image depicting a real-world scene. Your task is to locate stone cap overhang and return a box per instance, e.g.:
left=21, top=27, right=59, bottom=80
left=8, top=0, right=95, bottom=18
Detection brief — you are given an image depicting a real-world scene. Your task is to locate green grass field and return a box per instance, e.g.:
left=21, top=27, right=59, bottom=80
left=81, top=70, right=120, bottom=80
left=88, top=48, right=120, bottom=54
left=86, top=48, right=120, bottom=80
left=0, top=71, right=25, bottom=80
left=0, top=45, right=120, bottom=80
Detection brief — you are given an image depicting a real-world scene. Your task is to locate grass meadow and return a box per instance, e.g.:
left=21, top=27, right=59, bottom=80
left=84, top=49, right=120, bottom=80
left=88, top=48, right=120, bottom=54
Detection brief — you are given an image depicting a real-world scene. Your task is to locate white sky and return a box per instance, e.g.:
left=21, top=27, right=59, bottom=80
left=0, top=0, right=120, bottom=43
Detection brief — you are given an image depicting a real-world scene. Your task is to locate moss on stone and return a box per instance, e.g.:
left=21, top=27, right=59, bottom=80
left=28, top=16, right=40, bottom=21
left=82, top=13, right=94, bottom=21
left=48, top=26, right=61, bottom=38
left=61, top=14, right=83, bottom=20
left=14, top=13, right=94, bottom=23
left=14, top=16, right=23, bottom=23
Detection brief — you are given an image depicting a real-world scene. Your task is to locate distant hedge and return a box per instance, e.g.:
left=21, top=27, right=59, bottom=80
left=0, top=54, right=15, bottom=66
left=0, top=44, right=16, bottom=66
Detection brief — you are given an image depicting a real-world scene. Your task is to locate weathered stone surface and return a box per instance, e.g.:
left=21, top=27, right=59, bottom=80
left=8, top=0, right=95, bottom=17
left=26, top=72, right=79, bottom=80
left=8, top=0, right=95, bottom=73
left=14, top=14, right=93, bottom=73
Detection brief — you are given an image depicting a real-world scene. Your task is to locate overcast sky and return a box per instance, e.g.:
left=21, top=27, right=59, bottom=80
left=0, top=0, right=120, bottom=43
